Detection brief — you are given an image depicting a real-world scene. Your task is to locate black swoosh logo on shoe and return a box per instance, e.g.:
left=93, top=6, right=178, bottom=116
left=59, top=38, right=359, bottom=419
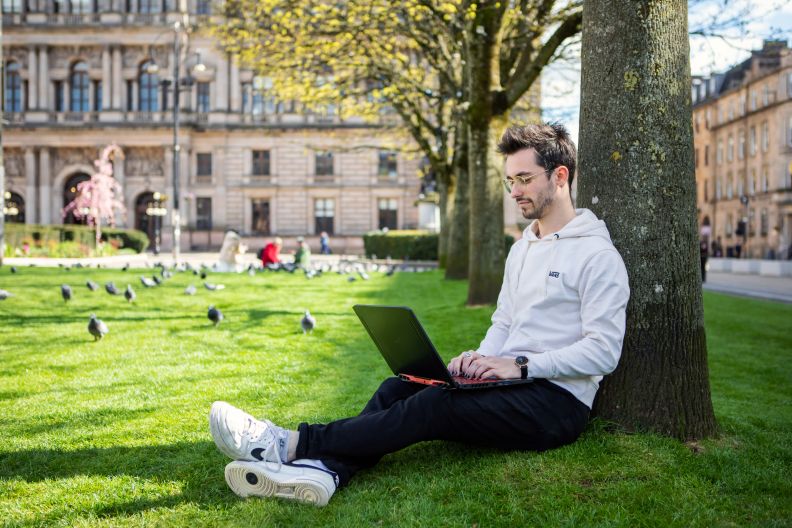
left=251, top=448, right=265, bottom=461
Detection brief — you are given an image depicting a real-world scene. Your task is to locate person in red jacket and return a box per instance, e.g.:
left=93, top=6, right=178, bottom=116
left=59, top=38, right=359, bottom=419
left=260, top=237, right=282, bottom=266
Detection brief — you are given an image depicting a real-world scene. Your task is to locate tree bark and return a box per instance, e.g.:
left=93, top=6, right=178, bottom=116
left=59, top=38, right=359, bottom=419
left=445, top=128, right=470, bottom=279
left=579, top=0, right=717, bottom=439
left=466, top=1, right=506, bottom=305
left=437, top=174, right=454, bottom=269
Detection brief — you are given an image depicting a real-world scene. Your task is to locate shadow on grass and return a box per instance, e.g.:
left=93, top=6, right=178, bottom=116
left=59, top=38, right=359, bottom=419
left=0, top=440, right=238, bottom=519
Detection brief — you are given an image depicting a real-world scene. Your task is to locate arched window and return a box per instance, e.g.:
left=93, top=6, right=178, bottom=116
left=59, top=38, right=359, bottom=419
left=63, top=173, right=91, bottom=225
left=4, top=62, right=22, bottom=112
left=3, top=191, right=25, bottom=224
left=139, top=61, right=159, bottom=112
left=70, top=61, right=90, bottom=112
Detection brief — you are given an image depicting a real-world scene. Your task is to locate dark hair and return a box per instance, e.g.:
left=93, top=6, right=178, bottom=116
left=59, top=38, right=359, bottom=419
left=496, top=123, right=577, bottom=187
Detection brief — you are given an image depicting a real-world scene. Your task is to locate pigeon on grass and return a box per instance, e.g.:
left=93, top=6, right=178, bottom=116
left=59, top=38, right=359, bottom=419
left=124, top=285, right=136, bottom=303
left=208, top=305, right=224, bottom=326
left=140, top=276, right=157, bottom=288
left=61, top=284, right=73, bottom=302
left=86, top=280, right=99, bottom=291
left=184, top=284, right=197, bottom=295
left=301, top=310, right=316, bottom=334
left=204, top=282, right=225, bottom=291
left=88, top=314, right=109, bottom=341
left=105, top=282, right=120, bottom=295
left=0, top=289, right=12, bottom=300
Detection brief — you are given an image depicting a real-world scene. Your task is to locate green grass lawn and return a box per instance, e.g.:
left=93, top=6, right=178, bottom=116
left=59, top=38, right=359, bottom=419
left=0, top=265, right=790, bottom=527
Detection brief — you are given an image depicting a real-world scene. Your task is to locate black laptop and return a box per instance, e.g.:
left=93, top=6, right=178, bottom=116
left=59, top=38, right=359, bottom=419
left=353, top=304, right=534, bottom=390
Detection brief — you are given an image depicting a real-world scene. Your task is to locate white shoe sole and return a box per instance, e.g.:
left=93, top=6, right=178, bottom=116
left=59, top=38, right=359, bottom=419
left=224, top=460, right=335, bottom=507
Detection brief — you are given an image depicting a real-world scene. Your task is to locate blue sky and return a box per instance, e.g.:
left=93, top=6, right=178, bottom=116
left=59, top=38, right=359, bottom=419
left=541, top=0, right=792, bottom=142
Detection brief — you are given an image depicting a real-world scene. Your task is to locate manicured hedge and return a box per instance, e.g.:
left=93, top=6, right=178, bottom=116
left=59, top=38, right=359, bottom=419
left=4, top=223, right=150, bottom=253
left=363, top=230, right=516, bottom=261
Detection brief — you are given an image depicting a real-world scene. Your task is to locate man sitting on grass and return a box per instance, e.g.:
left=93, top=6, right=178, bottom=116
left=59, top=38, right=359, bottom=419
left=209, top=123, right=630, bottom=507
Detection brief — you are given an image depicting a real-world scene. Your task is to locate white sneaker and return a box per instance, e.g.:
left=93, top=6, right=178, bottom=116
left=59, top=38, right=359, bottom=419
left=209, top=401, right=288, bottom=463
left=224, top=459, right=339, bottom=507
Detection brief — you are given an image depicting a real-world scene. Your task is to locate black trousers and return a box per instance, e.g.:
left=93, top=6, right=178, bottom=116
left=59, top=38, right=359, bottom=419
left=296, top=377, right=590, bottom=487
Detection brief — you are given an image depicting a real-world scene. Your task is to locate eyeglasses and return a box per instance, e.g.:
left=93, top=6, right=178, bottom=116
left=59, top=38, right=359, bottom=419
left=502, top=168, right=554, bottom=193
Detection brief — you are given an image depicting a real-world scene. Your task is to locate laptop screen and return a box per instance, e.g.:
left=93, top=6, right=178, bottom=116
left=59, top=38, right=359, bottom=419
left=353, top=305, right=455, bottom=384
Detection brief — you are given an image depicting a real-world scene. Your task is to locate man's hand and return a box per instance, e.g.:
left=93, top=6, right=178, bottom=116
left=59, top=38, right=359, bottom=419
left=464, top=356, right=521, bottom=380
left=447, top=350, right=481, bottom=376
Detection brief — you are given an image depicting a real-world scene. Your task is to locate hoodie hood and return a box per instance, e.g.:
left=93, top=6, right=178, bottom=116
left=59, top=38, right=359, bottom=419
left=521, top=208, right=613, bottom=243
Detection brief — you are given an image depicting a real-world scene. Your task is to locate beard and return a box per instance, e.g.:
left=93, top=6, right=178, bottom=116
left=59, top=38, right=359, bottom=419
left=518, top=184, right=555, bottom=220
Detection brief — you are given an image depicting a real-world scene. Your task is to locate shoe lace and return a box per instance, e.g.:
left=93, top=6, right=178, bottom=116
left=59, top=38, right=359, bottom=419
left=241, top=417, right=282, bottom=471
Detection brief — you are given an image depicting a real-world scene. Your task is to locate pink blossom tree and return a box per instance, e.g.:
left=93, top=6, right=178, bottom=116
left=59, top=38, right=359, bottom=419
left=62, top=144, right=126, bottom=248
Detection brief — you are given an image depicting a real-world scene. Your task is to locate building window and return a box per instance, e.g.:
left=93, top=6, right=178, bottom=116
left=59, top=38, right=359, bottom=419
left=314, top=198, right=334, bottom=235
left=749, top=169, right=756, bottom=195
left=726, top=213, right=733, bottom=237
left=762, top=84, right=769, bottom=106
left=139, top=0, right=162, bottom=13
left=749, top=126, right=756, bottom=156
left=126, top=79, right=134, bottom=111
left=251, top=199, right=270, bottom=235
left=788, top=73, right=792, bottom=97
left=703, top=178, right=708, bottom=202
left=2, top=0, right=23, bottom=13
left=315, top=151, right=333, bottom=177
left=252, top=150, right=270, bottom=176
left=789, top=116, right=792, bottom=147
left=715, top=176, right=722, bottom=199
left=93, top=80, right=102, bottom=112
left=740, top=94, right=746, bottom=115
left=70, top=61, right=89, bottom=112
left=54, top=80, right=64, bottom=112
left=760, top=208, right=768, bottom=237
left=196, top=153, right=212, bottom=180
left=251, top=76, right=276, bottom=116
left=750, top=90, right=756, bottom=111
left=378, top=198, right=398, bottom=230
left=195, top=197, right=212, bottom=229
left=726, top=172, right=733, bottom=199
left=139, top=61, right=159, bottom=112
left=196, top=0, right=210, bottom=14
left=728, top=103, right=734, bottom=121
left=737, top=171, right=744, bottom=197
left=738, top=130, right=745, bottom=160
left=727, top=134, right=733, bottom=162
left=694, top=148, right=699, bottom=169
left=716, top=140, right=723, bottom=165
left=241, top=82, right=250, bottom=113
left=762, top=167, right=769, bottom=193
left=3, top=62, right=22, bottom=112
left=704, top=145, right=709, bottom=166
left=761, top=121, right=768, bottom=153
left=196, top=82, right=210, bottom=112
left=378, top=151, right=398, bottom=178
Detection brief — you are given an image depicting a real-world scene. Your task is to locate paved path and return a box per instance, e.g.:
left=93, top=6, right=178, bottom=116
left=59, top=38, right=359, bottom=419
left=703, top=272, right=792, bottom=304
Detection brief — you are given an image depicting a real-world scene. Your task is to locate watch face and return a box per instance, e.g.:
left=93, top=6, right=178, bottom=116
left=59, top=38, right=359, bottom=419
left=515, top=356, right=529, bottom=366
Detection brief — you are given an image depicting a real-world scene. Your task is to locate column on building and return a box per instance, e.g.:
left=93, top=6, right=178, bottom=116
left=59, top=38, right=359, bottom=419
left=102, top=46, right=112, bottom=110
left=164, top=147, right=174, bottom=227
left=38, top=148, right=51, bottom=224
left=27, top=47, right=38, bottom=110
left=24, top=148, right=37, bottom=224
left=215, top=57, right=229, bottom=112
left=38, top=46, right=48, bottom=110
left=229, top=55, right=240, bottom=112
left=113, top=151, right=126, bottom=227
left=112, top=46, right=122, bottom=110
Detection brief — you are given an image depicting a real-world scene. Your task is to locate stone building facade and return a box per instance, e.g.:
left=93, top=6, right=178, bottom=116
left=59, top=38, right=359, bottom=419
left=1, top=2, right=448, bottom=253
left=692, top=40, right=792, bottom=259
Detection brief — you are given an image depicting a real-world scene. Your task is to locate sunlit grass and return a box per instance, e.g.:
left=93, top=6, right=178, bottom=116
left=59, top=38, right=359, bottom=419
left=0, top=265, right=790, bottom=527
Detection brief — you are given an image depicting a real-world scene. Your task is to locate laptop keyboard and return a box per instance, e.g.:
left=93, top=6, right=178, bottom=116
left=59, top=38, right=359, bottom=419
left=452, top=376, right=502, bottom=385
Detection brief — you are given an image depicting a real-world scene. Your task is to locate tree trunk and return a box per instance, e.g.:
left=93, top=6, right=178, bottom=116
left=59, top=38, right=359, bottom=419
left=466, top=2, right=506, bottom=305
left=579, top=0, right=717, bottom=439
left=437, top=175, right=454, bottom=269
left=445, top=128, right=470, bottom=279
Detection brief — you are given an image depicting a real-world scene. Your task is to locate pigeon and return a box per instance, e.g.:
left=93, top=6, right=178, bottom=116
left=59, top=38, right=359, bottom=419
left=10, top=266, right=17, bottom=274
left=140, top=276, right=157, bottom=288
left=208, top=305, right=224, bottom=326
left=301, top=310, right=316, bottom=334
left=61, top=284, right=73, bottom=302
left=152, top=275, right=163, bottom=286
left=184, top=284, right=197, bottom=295
left=121, top=264, right=129, bottom=272
left=88, top=314, right=109, bottom=341
left=86, top=280, right=99, bottom=291
left=105, top=282, right=120, bottom=295
left=347, top=275, right=357, bottom=282
left=193, top=269, right=199, bottom=276
left=385, top=266, right=396, bottom=277
left=64, top=266, right=71, bottom=272
left=358, top=270, right=370, bottom=280
left=124, top=285, right=136, bottom=303
left=200, top=271, right=207, bottom=279
left=161, top=269, right=173, bottom=279
left=204, top=282, right=225, bottom=291
left=0, top=289, right=12, bottom=300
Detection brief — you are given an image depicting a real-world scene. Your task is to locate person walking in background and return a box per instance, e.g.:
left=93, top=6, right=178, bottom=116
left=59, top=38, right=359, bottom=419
left=260, top=237, right=283, bottom=266
left=319, top=231, right=332, bottom=255
left=294, top=237, right=311, bottom=268
left=699, top=237, right=709, bottom=282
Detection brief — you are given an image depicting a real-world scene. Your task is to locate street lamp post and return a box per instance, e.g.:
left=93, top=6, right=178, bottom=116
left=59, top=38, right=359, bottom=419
left=146, top=192, right=167, bottom=255
left=171, top=21, right=183, bottom=265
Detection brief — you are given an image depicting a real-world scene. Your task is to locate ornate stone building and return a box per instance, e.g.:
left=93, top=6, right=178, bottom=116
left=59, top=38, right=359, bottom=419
left=692, top=40, right=792, bottom=259
left=2, top=1, right=439, bottom=252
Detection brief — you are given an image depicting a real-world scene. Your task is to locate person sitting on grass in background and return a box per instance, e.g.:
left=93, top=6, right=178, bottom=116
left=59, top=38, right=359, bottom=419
left=294, top=236, right=311, bottom=269
left=260, top=237, right=282, bottom=266
left=209, top=122, right=630, bottom=507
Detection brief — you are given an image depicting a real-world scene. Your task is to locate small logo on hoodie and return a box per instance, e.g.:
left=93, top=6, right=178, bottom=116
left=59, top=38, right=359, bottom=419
left=548, top=271, right=560, bottom=278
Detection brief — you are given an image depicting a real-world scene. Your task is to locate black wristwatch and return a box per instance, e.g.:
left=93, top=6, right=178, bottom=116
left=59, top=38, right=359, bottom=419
left=515, top=356, right=529, bottom=380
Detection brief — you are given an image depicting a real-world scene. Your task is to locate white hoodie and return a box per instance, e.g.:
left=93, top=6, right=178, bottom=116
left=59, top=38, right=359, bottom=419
left=476, top=208, right=630, bottom=408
